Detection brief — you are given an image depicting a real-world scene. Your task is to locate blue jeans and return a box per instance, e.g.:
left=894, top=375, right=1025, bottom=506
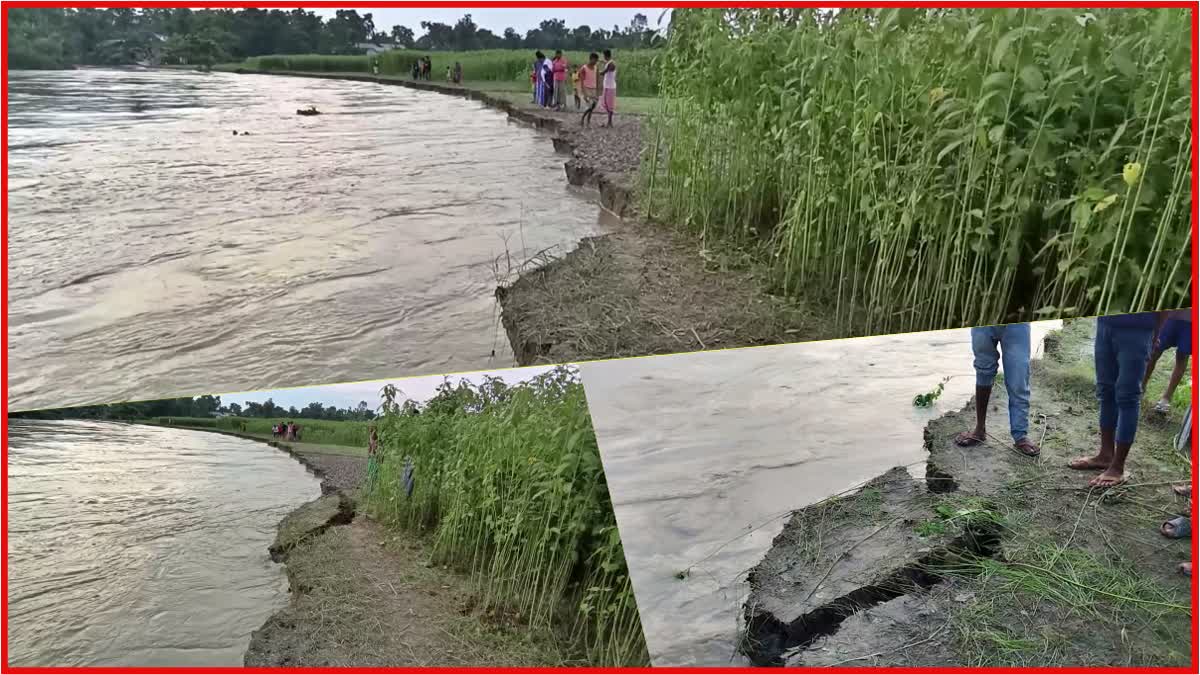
left=971, top=324, right=1032, bottom=441
left=1095, top=319, right=1155, bottom=445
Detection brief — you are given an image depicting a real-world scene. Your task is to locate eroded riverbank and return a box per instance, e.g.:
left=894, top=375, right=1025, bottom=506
left=8, top=68, right=602, bottom=410
left=229, top=68, right=832, bottom=364
left=155, top=424, right=584, bottom=666
left=742, top=320, right=1193, bottom=667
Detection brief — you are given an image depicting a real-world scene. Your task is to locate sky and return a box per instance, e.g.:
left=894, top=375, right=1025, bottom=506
left=217, top=364, right=558, bottom=412
left=309, top=7, right=669, bottom=37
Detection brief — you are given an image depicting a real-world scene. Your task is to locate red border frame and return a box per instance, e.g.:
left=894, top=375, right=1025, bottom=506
left=2, top=2, right=1197, bottom=673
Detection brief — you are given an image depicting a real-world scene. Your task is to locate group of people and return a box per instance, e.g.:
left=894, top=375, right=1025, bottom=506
left=956, top=309, right=1192, bottom=576
left=272, top=421, right=302, bottom=442
left=410, top=56, right=433, bottom=81
left=531, top=49, right=618, bottom=127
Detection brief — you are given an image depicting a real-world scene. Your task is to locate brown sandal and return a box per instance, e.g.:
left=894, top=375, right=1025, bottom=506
left=1014, top=438, right=1041, bottom=457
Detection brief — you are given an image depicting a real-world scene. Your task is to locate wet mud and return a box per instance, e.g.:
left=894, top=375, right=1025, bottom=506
left=742, top=320, right=1193, bottom=668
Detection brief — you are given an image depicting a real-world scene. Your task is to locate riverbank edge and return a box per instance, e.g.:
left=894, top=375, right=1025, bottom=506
left=228, top=68, right=637, bottom=215
left=140, top=422, right=351, bottom=494
left=740, top=319, right=1192, bottom=667
left=143, top=422, right=368, bottom=662
left=149, top=423, right=589, bottom=666
left=225, top=67, right=823, bottom=366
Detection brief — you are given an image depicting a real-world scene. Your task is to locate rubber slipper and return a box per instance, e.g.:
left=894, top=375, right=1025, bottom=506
left=1172, top=483, right=1192, bottom=497
left=1153, top=400, right=1171, bottom=414
left=1014, top=438, right=1041, bottom=457
left=1180, top=562, right=1192, bottom=577
left=1161, top=516, right=1191, bottom=539
left=954, top=431, right=984, bottom=447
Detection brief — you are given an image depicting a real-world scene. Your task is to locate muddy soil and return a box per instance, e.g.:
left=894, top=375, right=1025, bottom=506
left=496, top=230, right=826, bottom=365
left=743, top=319, right=1193, bottom=668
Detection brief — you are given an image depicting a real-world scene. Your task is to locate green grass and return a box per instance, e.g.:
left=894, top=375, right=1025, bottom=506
left=364, top=367, right=647, bottom=666
left=643, top=8, right=1192, bottom=335
left=149, top=415, right=370, bottom=448
left=241, top=48, right=660, bottom=97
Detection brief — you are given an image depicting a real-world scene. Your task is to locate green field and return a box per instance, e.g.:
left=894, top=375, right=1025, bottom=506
left=240, top=48, right=660, bottom=97
left=150, top=415, right=370, bottom=448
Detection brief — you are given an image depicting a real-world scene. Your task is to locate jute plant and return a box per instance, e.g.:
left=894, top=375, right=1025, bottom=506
left=644, top=7, right=1191, bottom=335
left=367, top=367, right=648, bottom=666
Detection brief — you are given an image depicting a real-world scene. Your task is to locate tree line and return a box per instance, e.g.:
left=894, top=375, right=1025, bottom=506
left=9, top=395, right=378, bottom=422
left=7, top=7, right=662, bottom=69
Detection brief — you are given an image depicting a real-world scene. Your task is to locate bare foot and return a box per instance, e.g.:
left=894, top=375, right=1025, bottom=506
left=1068, top=455, right=1110, bottom=471
left=1089, top=469, right=1128, bottom=488
left=954, top=430, right=985, bottom=447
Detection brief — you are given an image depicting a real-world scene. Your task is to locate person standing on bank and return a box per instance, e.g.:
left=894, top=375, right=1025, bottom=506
left=552, top=50, right=568, bottom=110
left=600, top=49, right=617, bottom=127
left=579, top=52, right=600, bottom=126
left=1070, top=311, right=1168, bottom=487
left=955, top=323, right=1041, bottom=457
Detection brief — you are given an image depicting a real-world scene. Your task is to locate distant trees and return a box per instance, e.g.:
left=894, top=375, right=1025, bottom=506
left=9, top=394, right=378, bottom=422
left=8, top=7, right=664, bottom=69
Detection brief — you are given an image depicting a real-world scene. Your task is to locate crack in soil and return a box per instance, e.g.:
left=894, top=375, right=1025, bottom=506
left=742, top=518, right=1001, bottom=666
left=268, top=492, right=357, bottom=563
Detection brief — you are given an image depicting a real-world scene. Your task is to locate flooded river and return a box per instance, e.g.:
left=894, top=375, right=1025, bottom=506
left=6, top=420, right=321, bottom=666
left=580, top=322, right=1060, bottom=666
left=7, top=69, right=603, bottom=411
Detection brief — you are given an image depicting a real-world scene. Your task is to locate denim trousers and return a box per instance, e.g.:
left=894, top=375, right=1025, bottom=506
left=1095, top=320, right=1155, bottom=445
left=971, top=323, right=1032, bottom=441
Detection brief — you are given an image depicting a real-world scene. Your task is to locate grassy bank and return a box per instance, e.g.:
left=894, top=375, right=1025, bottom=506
left=644, top=7, right=1192, bottom=336
left=149, top=415, right=370, bottom=448
left=744, top=318, right=1192, bottom=667
left=241, top=48, right=659, bottom=97
left=365, top=367, right=648, bottom=666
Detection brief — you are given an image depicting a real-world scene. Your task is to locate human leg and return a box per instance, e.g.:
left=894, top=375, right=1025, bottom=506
left=1000, top=323, right=1037, bottom=454
left=956, top=326, right=1000, bottom=447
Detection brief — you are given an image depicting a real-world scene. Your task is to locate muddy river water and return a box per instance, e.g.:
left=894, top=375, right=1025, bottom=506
left=7, top=69, right=603, bottom=411
left=581, top=322, right=1060, bottom=666
left=6, top=420, right=320, bottom=666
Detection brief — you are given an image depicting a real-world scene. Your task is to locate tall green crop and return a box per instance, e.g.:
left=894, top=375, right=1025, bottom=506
left=365, top=367, right=648, bottom=666
left=644, top=7, right=1192, bottom=334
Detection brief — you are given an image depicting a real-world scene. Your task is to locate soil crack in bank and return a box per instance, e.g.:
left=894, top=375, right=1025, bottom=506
left=268, top=492, right=357, bottom=563
left=740, top=465, right=1002, bottom=666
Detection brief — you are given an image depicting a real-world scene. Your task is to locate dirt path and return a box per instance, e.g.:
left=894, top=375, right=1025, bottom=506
left=246, top=504, right=567, bottom=667
left=743, top=319, right=1193, bottom=668
left=228, top=69, right=829, bottom=364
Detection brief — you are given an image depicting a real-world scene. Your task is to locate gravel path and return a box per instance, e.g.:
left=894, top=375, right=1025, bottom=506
left=295, top=451, right=366, bottom=493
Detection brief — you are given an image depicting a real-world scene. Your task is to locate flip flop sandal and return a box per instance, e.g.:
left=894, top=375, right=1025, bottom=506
left=1153, top=400, right=1171, bottom=414
left=1172, top=483, right=1192, bottom=497
left=1180, top=562, right=1192, bottom=577
left=1161, top=516, right=1191, bottom=539
left=1014, top=439, right=1041, bottom=457
left=954, top=431, right=984, bottom=447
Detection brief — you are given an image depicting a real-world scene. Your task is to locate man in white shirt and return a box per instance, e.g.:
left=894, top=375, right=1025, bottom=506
left=601, top=49, right=617, bottom=127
